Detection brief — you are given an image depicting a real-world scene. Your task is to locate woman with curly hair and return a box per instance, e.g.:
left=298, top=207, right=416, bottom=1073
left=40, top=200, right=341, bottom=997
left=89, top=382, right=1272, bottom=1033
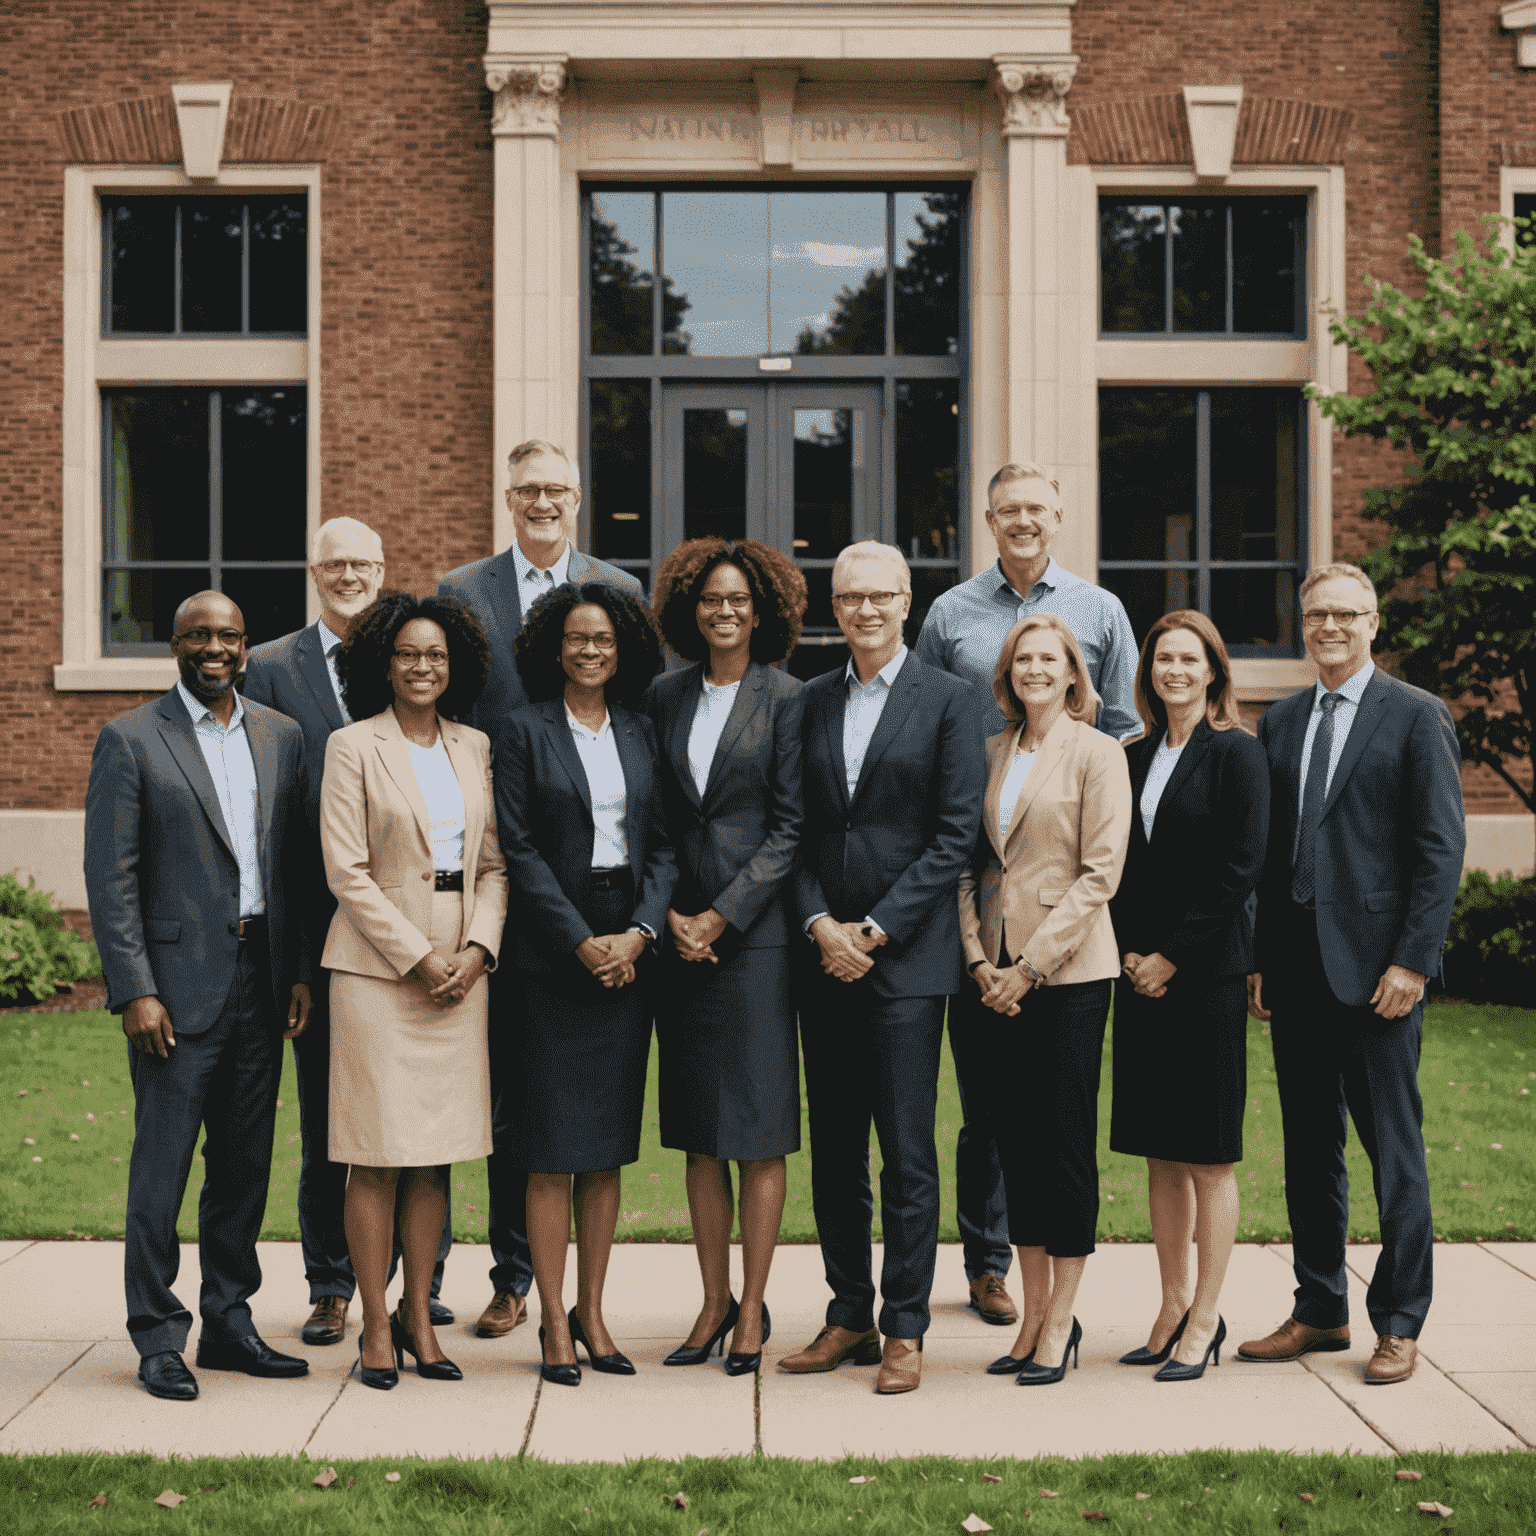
left=492, top=580, right=677, bottom=1386
left=642, top=539, right=807, bottom=1376
left=320, top=591, right=506, bottom=1389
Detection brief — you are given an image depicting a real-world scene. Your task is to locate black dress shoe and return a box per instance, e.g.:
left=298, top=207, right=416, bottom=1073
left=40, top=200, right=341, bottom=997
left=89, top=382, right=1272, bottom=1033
left=537, top=1325, right=581, bottom=1387
left=195, top=1333, right=310, bottom=1378
left=428, top=1299, right=455, bottom=1327
left=724, top=1302, right=771, bottom=1377
left=664, top=1296, right=739, bottom=1366
left=391, top=1308, right=463, bottom=1381
left=138, top=1351, right=198, bottom=1401
left=983, top=1349, right=1035, bottom=1375
left=568, top=1305, right=635, bottom=1375
left=1118, top=1310, right=1189, bottom=1366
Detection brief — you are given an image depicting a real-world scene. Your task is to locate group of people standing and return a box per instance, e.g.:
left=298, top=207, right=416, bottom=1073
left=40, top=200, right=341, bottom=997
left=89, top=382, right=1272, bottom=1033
left=84, top=438, right=1466, bottom=1406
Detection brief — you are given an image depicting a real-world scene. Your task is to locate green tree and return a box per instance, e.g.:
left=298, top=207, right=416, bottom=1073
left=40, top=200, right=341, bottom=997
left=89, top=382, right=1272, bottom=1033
left=1312, top=219, right=1536, bottom=814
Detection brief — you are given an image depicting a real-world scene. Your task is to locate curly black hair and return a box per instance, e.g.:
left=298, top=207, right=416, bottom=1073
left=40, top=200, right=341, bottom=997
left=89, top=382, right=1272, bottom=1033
left=337, top=590, right=491, bottom=723
left=651, top=538, right=807, bottom=664
left=514, top=581, right=663, bottom=710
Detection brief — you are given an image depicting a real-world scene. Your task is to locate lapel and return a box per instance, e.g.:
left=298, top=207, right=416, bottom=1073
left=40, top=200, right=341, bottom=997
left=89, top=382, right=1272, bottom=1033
left=610, top=706, right=651, bottom=875
left=295, top=623, right=346, bottom=732
left=1146, top=718, right=1213, bottom=849
left=484, top=548, right=524, bottom=652
left=817, top=675, right=852, bottom=814
left=849, top=651, right=922, bottom=811
left=565, top=546, right=591, bottom=586
left=1275, top=687, right=1311, bottom=834
left=1317, top=668, right=1392, bottom=823
left=1001, top=710, right=1072, bottom=856
left=982, top=722, right=1025, bottom=861
left=242, top=700, right=282, bottom=875
left=154, top=688, right=237, bottom=864
left=439, top=719, right=482, bottom=873
left=703, top=662, right=764, bottom=806
left=374, top=706, right=434, bottom=857
left=543, top=698, right=595, bottom=820
left=666, top=664, right=707, bottom=811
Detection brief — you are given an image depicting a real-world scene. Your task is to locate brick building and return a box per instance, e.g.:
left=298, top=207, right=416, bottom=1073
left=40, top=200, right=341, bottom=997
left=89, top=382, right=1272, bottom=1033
left=3, top=0, right=1533, bottom=905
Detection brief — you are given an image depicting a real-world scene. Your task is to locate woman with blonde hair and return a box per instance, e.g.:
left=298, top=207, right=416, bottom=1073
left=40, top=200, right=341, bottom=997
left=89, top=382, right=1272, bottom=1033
left=1108, top=610, right=1269, bottom=1381
left=957, top=611, right=1132, bottom=1385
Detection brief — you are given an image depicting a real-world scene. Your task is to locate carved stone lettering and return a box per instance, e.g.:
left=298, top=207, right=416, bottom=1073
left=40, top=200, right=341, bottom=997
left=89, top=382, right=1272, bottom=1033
left=628, top=115, right=753, bottom=144
left=804, top=116, right=930, bottom=145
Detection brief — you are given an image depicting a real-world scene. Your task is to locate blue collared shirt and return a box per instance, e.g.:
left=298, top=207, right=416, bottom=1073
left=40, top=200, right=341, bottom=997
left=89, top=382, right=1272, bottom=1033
left=176, top=679, right=264, bottom=918
left=915, top=557, right=1141, bottom=740
left=1295, top=660, right=1375, bottom=838
left=843, top=646, right=908, bottom=797
left=512, top=538, right=572, bottom=623
left=315, top=616, right=351, bottom=724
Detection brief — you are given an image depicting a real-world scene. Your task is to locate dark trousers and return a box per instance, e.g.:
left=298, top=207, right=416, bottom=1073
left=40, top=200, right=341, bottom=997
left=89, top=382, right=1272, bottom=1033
left=124, top=932, right=282, bottom=1357
left=1268, top=903, right=1434, bottom=1339
left=800, top=974, right=945, bottom=1339
left=947, top=997, right=1014, bottom=1280
left=485, top=966, right=533, bottom=1295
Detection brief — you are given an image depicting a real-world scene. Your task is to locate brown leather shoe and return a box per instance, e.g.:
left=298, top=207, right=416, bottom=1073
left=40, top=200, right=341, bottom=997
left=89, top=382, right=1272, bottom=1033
left=876, top=1334, right=922, bottom=1394
left=300, top=1296, right=348, bottom=1346
left=969, top=1273, right=1018, bottom=1326
left=475, top=1291, right=529, bottom=1339
left=1363, top=1335, right=1417, bottom=1385
left=1237, top=1316, right=1350, bottom=1362
left=777, top=1324, right=882, bottom=1374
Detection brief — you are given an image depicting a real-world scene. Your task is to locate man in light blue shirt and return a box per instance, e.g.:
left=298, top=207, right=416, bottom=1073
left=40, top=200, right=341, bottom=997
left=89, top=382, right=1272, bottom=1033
left=176, top=679, right=263, bottom=920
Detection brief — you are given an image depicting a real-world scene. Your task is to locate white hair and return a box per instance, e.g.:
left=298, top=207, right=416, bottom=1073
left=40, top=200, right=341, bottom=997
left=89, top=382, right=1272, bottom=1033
left=310, top=517, right=384, bottom=565
left=1300, top=562, right=1377, bottom=607
left=831, top=540, right=911, bottom=592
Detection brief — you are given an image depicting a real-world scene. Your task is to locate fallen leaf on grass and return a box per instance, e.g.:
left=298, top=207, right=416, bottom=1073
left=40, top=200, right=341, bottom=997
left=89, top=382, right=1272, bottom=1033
left=89, top=1494, right=107, bottom=1507
left=1396, top=1470, right=1423, bottom=1482
left=1136, top=1492, right=1151, bottom=1499
left=849, top=1476, right=876, bottom=1485
left=313, top=1467, right=338, bottom=1489
left=1039, top=1489, right=1059, bottom=1498
left=983, top=1474, right=1003, bottom=1484
left=960, top=1517, right=993, bottom=1534
left=668, top=1492, right=690, bottom=1510
left=1417, top=1503, right=1453, bottom=1518
left=919, top=1474, right=928, bottom=1483
left=1299, top=1492, right=1315, bottom=1503
left=153, top=1490, right=186, bottom=1509
left=1083, top=1514, right=1109, bottom=1524
left=385, top=1473, right=401, bottom=1483
left=347, top=1479, right=357, bottom=1490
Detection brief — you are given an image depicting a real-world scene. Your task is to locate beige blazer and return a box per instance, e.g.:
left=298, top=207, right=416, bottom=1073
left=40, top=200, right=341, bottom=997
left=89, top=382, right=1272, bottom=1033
left=957, top=711, right=1132, bottom=986
left=320, top=707, right=508, bottom=981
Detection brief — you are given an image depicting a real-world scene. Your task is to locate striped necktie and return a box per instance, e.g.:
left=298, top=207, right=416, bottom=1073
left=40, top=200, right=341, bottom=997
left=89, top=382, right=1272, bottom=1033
left=1290, top=692, right=1342, bottom=905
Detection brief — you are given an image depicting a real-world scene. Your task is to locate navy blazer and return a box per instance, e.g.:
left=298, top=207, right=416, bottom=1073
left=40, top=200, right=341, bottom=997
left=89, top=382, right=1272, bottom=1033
left=794, top=650, right=986, bottom=1000
left=1109, top=719, right=1270, bottom=979
left=646, top=660, right=805, bottom=952
left=493, top=698, right=678, bottom=971
left=83, top=687, right=311, bottom=1036
left=1254, top=668, right=1466, bottom=1005
left=438, top=546, right=641, bottom=736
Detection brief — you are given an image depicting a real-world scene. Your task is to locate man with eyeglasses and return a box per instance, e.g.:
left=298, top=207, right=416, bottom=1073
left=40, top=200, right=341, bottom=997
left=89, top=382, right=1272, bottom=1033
left=1240, top=562, right=1464, bottom=1386
left=85, top=591, right=314, bottom=1400
left=913, top=462, right=1140, bottom=1330
left=779, top=541, right=986, bottom=1394
left=439, top=438, right=640, bottom=1341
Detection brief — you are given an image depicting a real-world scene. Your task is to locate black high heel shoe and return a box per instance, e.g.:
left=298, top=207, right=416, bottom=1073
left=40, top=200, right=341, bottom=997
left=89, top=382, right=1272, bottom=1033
left=391, top=1308, right=462, bottom=1381
left=724, top=1302, right=771, bottom=1377
left=354, top=1337, right=399, bottom=1391
left=1153, top=1316, right=1226, bottom=1382
left=1118, top=1310, right=1190, bottom=1366
left=537, top=1324, right=581, bottom=1387
left=1015, top=1317, right=1082, bottom=1385
left=984, top=1346, right=1036, bottom=1376
left=664, top=1296, right=740, bottom=1367
left=568, top=1306, right=636, bottom=1375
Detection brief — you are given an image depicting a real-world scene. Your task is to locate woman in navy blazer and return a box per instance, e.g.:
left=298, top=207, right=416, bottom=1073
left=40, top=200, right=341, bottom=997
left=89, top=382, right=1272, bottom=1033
left=646, top=539, right=807, bottom=1377
left=493, top=581, right=676, bottom=1387
left=1108, top=610, right=1269, bottom=1381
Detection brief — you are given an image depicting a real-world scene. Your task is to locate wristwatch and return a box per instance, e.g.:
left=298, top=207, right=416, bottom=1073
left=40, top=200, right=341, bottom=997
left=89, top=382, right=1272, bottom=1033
left=1015, top=955, right=1046, bottom=984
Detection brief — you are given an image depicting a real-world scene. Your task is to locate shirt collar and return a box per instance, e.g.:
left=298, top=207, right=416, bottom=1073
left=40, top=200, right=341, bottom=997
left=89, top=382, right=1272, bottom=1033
left=1315, top=659, right=1375, bottom=707
left=512, top=538, right=571, bottom=591
left=176, top=677, right=245, bottom=731
left=844, top=644, right=908, bottom=692
left=315, top=615, right=346, bottom=655
left=997, top=555, right=1065, bottom=603
left=565, top=703, right=611, bottom=742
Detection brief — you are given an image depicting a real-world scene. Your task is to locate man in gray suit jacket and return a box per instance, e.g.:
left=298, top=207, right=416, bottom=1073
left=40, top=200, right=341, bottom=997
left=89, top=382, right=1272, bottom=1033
left=438, top=436, right=640, bottom=1338
left=85, top=591, right=314, bottom=1400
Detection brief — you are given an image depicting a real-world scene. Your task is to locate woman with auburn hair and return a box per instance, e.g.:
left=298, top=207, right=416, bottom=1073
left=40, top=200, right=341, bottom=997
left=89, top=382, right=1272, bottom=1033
left=646, top=538, right=807, bottom=1376
left=957, top=611, right=1132, bottom=1386
left=1108, top=610, right=1270, bottom=1381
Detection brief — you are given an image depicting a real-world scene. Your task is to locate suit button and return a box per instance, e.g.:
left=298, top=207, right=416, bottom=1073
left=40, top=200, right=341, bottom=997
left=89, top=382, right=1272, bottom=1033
left=421, top=871, right=433, bottom=881
left=845, top=821, right=852, bottom=831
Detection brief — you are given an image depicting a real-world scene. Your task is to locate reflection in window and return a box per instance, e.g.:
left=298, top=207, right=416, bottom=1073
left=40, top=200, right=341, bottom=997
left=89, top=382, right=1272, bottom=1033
left=683, top=408, right=749, bottom=543
left=1514, top=193, right=1536, bottom=249
left=894, top=192, right=963, bottom=356
left=590, top=381, right=652, bottom=572
left=793, top=409, right=855, bottom=558
left=589, top=193, right=656, bottom=355
left=896, top=380, right=959, bottom=561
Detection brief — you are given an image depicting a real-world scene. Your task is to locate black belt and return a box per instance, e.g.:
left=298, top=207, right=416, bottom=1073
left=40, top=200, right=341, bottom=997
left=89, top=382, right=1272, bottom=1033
left=589, top=867, right=632, bottom=890
left=434, top=870, right=464, bottom=892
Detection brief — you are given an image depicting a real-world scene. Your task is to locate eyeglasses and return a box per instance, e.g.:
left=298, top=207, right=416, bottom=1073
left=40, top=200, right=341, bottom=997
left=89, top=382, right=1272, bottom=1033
left=511, top=483, right=575, bottom=504
left=563, top=631, right=617, bottom=652
left=989, top=504, right=1052, bottom=525
left=316, top=559, right=382, bottom=578
left=393, top=648, right=450, bottom=669
left=176, top=628, right=245, bottom=648
left=698, top=592, right=753, bottom=611
left=832, top=590, right=905, bottom=612
left=1301, top=608, right=1377, bottom=629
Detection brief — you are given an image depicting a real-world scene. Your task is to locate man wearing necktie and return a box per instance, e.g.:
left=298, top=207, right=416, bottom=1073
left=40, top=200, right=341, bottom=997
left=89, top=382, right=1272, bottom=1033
left=1242, top=563, right=1464, bottom=1385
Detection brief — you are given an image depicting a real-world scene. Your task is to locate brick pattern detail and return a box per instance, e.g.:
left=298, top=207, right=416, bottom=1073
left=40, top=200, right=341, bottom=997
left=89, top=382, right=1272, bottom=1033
left=1232, top=98, right=1355, bottom=165
left=55, top=94, right=340, bottom=165
left=1500, top=141, right=1536, bottom=166
left=1071, top=94, right=1353, bottom=167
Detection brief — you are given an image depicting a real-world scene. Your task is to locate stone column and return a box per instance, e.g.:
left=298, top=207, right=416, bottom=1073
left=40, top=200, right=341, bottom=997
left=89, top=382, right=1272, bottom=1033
left=485, top=55, right=568, bottom=552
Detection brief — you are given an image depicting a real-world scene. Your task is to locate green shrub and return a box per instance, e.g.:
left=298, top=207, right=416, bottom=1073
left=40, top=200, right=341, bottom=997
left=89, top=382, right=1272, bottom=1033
left=0, top=874, right=101, bottom=1003
left=1442, top=869, right=1536, bottom=1004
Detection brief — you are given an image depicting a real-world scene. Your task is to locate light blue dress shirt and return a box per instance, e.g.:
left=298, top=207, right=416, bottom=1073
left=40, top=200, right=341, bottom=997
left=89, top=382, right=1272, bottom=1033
left=176, top=679, right=264, bottom=918
left=512, top=539, right=572, bottom=622
left=1294, top=660, right=1375, bottom=848
left=566, top=706, right=629, bottom=869
left=316, top=616, right=351, bottom=724
left=843, top=646, right=908, bottom=797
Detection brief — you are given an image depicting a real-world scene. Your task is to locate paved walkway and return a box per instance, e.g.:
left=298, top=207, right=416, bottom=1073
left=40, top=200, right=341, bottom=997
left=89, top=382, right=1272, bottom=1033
left=0, top=1239, right=1530, bottom=1462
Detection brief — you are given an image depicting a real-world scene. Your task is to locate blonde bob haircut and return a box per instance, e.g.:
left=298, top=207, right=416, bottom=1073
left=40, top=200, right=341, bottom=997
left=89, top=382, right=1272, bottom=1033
left=1133, top=609, right=1250, bottom=738
left=993, top=612, right=1102, bottom=727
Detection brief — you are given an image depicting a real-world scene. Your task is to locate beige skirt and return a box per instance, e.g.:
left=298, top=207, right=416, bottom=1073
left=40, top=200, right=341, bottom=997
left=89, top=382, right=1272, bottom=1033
left=328, top=891, right=493, bottom=1167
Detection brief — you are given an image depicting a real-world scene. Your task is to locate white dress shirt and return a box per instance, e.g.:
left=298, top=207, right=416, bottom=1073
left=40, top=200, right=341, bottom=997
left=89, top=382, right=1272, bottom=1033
left=1139, top=736, right=1186, bottom=843
left=512, top=539, right=572, bottom=623
left=997, top=749, right=1036, bottom=840
left=176, top=679, right=264, bottom=918
left=316, top=616, right=351, bottom=723
left=843, top=646, right=908, bottom=797
left=687, top=677, right=741, bottom=800
left=406, top=738, right=466, bottom=872
left=1296, top=660, right=1375, bottom=825
left=566, top=706, right=629, bottom=869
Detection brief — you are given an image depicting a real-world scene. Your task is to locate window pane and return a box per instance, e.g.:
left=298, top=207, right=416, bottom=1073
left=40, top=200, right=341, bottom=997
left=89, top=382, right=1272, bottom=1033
left=181, top=198, right=244, bottom=332
left=1232, top=199, right=1301, bottom=333
left=248, top=196, right=307, bottom=333
left=106, top=391, right=210, bottom=561
left=1171, top=203, right=1226, bottom=332
left=106, top=200, right=174, bottom=333
left=221, top=389, right=307, bottom=560
left=1100, top=203, right=1165, bottom=332
left=1210, top=568, right=1299, bottom=649
left=1209, top=389, right=1301, bottom=563
left=894, top=191, right=963, bottom=355
left=591, top=381, right=651, bottom=561
left=1516, top=193, right=1536, bottom=249
left=590, top=192, right=655, bottom=355
left=896, top=380, right=959, bottom=560
left=1098, top=388, right=1197, bottom=561
left=773, top=192, right=886, bottom=356
left=683, top=407, right=748, bottom=541
left=105, top=568, right=210, bottom=647
left=907, top=566, right=957, bottom=651
left=220, top=568, right=307, bottom=649
left=793, top=408, right=853, bottom=557
left=663, top=193, right=768, bottom=356
left=1098, top=569, right=1191, bottom=652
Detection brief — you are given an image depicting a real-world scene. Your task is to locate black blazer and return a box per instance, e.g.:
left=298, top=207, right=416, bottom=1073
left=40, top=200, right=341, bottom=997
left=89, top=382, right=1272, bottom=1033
left=1109, top=718, right=1270, bottom=979
left=793, top=650, right=986, bottom=1000
left=1254, top=668, right=1466, bottom=1006
left=83, top=687, right=311, bottom=1036
left=493, top=698, right=678, bottom=972
left=646, top=661, right=805, bottom=952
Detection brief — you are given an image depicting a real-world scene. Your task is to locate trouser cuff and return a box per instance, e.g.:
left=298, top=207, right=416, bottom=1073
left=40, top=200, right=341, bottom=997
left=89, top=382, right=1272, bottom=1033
left=130, top=1320, right=192, bottom=1360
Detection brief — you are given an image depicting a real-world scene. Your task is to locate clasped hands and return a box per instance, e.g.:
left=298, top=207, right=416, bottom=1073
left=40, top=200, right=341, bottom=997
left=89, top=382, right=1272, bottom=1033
left=970, top=960, right=1030, bottom=1016
left=1121, top=951, right=1176, bottom=999
left=810, top=916, right=886, bottom=982
left=411, top=944, right=490, bottom=1008
left=668, top=907, right=728, bottom=964
left=575, top=930, right=648, bottom=989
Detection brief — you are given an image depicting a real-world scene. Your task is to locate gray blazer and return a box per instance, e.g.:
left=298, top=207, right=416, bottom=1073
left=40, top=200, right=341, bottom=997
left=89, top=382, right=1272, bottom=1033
left=83, top=687, right=311, bottom=1037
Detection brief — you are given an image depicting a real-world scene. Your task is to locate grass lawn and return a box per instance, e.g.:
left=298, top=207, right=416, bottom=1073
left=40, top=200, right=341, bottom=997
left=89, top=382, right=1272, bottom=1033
left=1, top=1002, right=1531, bottom=1245
left=2, top=1450, right=1530, bottom=1534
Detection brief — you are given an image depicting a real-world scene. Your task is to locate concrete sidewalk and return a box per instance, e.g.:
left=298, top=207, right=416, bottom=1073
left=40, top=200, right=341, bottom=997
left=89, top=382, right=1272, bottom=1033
left=0, top=1239, right=1530, bottom=1462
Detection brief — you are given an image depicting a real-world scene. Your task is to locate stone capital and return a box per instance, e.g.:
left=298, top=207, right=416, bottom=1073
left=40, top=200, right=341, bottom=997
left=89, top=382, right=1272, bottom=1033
left=991, top=55, right=1078, bottom=139
left=485, top=55, right=568, bottom=138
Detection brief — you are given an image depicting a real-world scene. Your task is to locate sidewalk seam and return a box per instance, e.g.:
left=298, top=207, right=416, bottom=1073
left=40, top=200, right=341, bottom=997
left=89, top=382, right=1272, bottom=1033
left=0, top=1240, right=39, bottom=1269
left=1418, top=1351, right=1536, bottom=1450
left=753, top=1364, right=762, bottom=1456
left=517, top=1373, right=542, bottom=1458
left=299, top=1370, right=352, bottom=1456
left=1297, top=1356, right=1402, bottom=1454
left=1476, top=1242, right=1536, bottom=1283
left=0, top=1339, right=97, bottom=1434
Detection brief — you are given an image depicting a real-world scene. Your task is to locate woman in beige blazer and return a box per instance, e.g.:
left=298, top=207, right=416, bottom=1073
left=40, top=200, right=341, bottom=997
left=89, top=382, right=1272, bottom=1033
left=957, top=611, right=1132, bottom=1386
left=321, top=591, right=507, bottom=1391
